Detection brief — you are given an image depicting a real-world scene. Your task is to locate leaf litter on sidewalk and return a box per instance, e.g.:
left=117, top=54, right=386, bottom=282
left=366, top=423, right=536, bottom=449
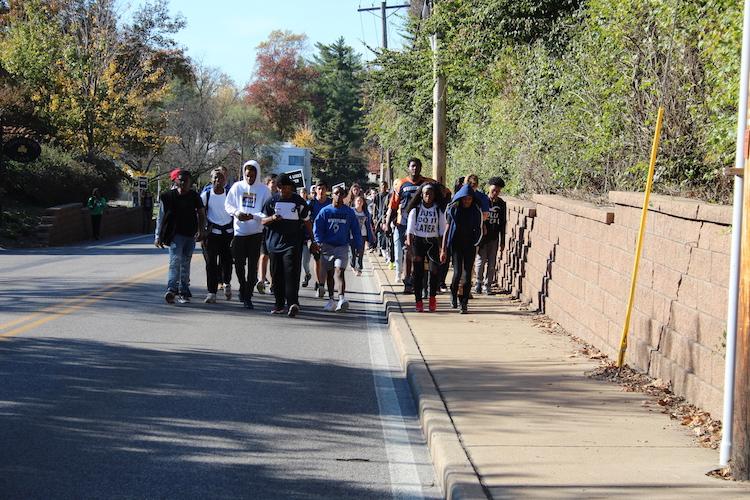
left=528, top=312, right=735, bottom=481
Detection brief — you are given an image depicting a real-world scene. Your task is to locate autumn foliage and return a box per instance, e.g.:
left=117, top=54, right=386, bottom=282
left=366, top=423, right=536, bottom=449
left=244, top=30, right=317, bottom=141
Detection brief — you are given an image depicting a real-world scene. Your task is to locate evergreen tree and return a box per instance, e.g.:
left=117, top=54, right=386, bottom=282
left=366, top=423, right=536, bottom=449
left=309, top=37, right=366, bottom=186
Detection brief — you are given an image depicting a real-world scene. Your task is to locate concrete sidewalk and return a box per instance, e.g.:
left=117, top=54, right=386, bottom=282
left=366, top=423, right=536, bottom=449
left=369, top=257, right=750, bottom=499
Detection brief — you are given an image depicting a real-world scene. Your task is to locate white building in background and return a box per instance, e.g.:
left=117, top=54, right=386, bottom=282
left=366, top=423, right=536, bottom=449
left=268, top=142, right=312, bottom=189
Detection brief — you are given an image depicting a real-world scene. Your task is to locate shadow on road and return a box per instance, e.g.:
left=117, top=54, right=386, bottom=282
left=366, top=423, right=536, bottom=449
left=0, top=337, right=401, bottom=498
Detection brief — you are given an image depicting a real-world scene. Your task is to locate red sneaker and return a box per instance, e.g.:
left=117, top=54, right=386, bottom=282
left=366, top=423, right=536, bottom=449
left=428, top=296, right=437, bottom=312
left=415, top=300, right=424, bottom=312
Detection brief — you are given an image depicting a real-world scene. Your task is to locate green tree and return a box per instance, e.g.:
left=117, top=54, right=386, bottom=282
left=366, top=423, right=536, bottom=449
left=309, top=37, right=366, bottom=185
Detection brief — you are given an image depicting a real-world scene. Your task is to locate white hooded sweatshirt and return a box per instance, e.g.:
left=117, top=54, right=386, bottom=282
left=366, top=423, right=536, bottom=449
left=224, top=160, right=272, bottom=236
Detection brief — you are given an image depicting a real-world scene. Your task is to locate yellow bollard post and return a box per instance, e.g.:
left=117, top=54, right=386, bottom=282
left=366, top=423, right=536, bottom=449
left=617, top=106, right=665, bottom=368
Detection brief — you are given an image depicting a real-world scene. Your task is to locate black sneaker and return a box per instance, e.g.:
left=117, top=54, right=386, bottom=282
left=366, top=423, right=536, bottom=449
left=475, top=284, right=482, bottom=294
left=460, top=305, right=468, bottom=314
left=164, top=290, right=176, bottom=304
left=302, top=274, right=311, bottom=288
left=288, top=304, right=299, bottom=317
left=244, top=298, right=254, bottom=310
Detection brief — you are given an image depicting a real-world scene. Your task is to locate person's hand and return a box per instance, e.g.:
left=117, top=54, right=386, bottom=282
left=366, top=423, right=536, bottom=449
left=273, top=213, right=282, bottom=222
left=155, top=238, right=164, bottom=249
left=237, top=212, right=252, bottom=221
left=310, top=242, right=320, bottom=254
left=195, top=230, right=206, bottom=242
left=440, top=249, right=447, bottom=264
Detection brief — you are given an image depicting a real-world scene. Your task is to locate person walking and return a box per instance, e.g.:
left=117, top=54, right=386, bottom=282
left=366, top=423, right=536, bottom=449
left=298, top=187, right=314, bottom=288
left=257, top=174, right=279, bottom=294
left=313, top=185, right=363, bottom=312
left=224, top=160, right=272, bottom=310
left=475, top=176, right=507, bottom=295
left=441, top=184, right=483, bottom=314
left=87, top=188, right=107, bottom=240
left=406, top=184, right=446, bottom=312
left=155, top=169, right=206, bottom=304
left=200, top=168, right=234, bottom=304
left=386, top=158, right=437, bottom=294
left=351, top=195, right=375, bottom=276
left=202, top=166, right=233, bottom=292
left=308, top=181, right=332, bottom=297
left=261, top=174, right=315, bottom=317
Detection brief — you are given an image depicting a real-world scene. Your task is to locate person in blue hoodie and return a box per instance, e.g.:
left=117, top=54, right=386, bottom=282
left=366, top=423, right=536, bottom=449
left=313, top=185, right=363, bottom=313
left=441, top=184, right=483, bottom=314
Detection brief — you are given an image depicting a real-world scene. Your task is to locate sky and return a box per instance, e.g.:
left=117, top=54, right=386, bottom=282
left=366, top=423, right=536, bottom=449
left=131, top=0, right=411, bottom=87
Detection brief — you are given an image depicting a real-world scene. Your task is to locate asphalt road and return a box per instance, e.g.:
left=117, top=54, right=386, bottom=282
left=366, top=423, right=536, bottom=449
left=0, top=235, right=439, bottom=499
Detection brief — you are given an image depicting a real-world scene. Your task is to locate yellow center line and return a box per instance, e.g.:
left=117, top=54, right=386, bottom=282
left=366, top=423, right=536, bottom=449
left=0, top=265, right=167, bottom=340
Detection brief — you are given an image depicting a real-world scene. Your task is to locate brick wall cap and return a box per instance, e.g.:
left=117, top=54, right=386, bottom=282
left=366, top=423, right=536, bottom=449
left=504, top=196, right=537, bottom=217
left=609, top=191, right=731, bottom=225
left=46, top=203, right=83, bottom=213
left=532, top=194, right=614, bottom=224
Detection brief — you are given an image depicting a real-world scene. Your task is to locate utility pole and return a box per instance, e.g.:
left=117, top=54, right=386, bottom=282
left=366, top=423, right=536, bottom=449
left=358, top=1, right=409, bottom=186
left=734, top=116, right=750, bottom=479
left=422, top=1, right=446, bottom=185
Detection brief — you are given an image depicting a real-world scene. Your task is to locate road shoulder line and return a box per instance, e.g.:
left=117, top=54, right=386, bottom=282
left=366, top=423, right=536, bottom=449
left=368, top=256, right=488, bottom=500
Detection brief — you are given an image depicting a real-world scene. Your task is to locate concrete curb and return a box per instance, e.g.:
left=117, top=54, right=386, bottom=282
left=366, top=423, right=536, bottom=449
left=369, top=256, right=488, bottom=500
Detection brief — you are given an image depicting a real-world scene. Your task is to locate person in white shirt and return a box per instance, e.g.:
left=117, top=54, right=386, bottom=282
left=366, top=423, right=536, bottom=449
left=224, top=160, right=273, bottom=309
left=405, top=183, right=446, bottom=313
left=200, top=168, right=234, bottom=303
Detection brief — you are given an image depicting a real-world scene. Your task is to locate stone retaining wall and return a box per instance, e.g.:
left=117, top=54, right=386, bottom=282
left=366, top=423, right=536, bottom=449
left=498, top=192, right=731, bottom=416
left=38, top=203, right=151, bottom=246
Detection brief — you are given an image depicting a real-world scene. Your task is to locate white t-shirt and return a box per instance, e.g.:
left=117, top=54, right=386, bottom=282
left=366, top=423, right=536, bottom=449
left=200, top=189, right=233, bottom=234
left=406, top=203, right=446, bottom=238
left=355, top=209, right=368, bottom=236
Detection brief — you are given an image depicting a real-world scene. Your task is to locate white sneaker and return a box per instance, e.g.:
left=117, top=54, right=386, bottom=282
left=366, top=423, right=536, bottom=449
left=224, top=284, right=232, bottom=300
left=335, top=296, right=349, bottom=312
left=204, top=293, right=216, bottom=304
left=323, top=299, right=336, bottom=312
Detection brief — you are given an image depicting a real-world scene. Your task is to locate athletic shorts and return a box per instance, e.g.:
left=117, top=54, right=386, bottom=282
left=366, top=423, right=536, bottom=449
left=413, top=236, right=440, bottom=264
left=321, top=243, right=349, bottom=272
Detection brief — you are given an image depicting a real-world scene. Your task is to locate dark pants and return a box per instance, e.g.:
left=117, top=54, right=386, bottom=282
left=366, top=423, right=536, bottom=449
left=351, top=244, right=364, bottom=271
left=91, top=214, right=102, bottom=240
left=202, top=232, right=233, bottom=293
left=270, top=245, right=302, bottom=309
left=231, top=233, right=262, bottom=301
left=412, top=236, right=440, bottom=302
left=451, top=244, right=476, bottom=307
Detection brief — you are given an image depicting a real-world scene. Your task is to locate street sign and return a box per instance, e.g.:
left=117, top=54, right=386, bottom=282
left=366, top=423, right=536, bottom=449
left=285, top=169, right=305, bottom=189
left=333, top=182, right=346, bottom=192
left=138, top=176, right=148, bottom=189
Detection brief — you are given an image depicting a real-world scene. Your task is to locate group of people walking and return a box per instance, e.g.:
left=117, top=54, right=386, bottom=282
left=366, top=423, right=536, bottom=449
left=153, top=156, right=506, bottom=316
left=369, top=158, right=507, bottom=314
left=155, top=161, right=366, bottom=317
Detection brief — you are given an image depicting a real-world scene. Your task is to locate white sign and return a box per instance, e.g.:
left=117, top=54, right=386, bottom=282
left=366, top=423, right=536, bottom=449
left=332, top=182, right=346, bottom=192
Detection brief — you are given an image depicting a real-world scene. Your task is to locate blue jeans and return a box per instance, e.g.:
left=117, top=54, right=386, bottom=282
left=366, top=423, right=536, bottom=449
left=167, top=234, right=195, bottom=294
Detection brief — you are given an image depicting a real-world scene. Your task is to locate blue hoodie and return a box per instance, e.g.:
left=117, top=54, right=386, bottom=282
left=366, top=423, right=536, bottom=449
left=314, top=203, right=364, bottom=248
left=446, top=185, right=483, bottom=249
